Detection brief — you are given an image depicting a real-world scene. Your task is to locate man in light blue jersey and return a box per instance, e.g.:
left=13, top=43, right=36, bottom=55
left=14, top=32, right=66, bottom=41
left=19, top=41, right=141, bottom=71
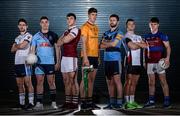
left=30, top=16, right=60, bottom=110
left=100, top=14, right=124, bottom=109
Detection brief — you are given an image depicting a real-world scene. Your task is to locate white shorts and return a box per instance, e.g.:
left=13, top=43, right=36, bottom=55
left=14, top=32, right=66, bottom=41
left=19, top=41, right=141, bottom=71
left=61, top=56, right=78, bottom=73
left=147, top=63, right=165, bottom=74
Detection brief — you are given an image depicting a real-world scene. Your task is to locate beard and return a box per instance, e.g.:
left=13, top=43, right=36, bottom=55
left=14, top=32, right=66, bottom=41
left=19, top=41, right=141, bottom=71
left=110, top=23, right=117, bottom=28
left=19, top=28, right=25, bottom=32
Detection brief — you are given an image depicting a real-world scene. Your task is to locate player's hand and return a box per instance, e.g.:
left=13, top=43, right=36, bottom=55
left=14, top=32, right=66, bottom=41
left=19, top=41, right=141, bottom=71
left=83, top=58, right=90, bottom=66
left=55, top=63, right=60, bottom=71
left=164, top=57, right=170, bottom=67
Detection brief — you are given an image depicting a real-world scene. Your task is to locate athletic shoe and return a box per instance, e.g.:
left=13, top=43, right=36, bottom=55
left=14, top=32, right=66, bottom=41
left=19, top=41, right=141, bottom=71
left=51, top=102, right=58, bottom=109
left=124, top=102, right=136, bottom=110
left=33, top=102, right=44, bottom=110
left=113, top=104, right=123, bottom=110
left=80, top=102, right=88, bottom=110
left=131, top=101, right=143, bottom=109
left=163, top=103, right=172, bottom=109
left=90, top=103, right=101, bottom=110
left=143, top=101, right=155, bottom=108
left=25, top=103, right=34, bottom=110
left=103, top=104, right=114, bottom=109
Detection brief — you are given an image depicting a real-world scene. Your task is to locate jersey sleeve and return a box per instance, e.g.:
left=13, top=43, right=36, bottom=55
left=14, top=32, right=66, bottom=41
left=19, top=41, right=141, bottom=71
left=31, top=35, right=37, bottom=47
left=24, top=34, right=32, bottom=43
left=115, top=31, right=124, bottom=41
left=125, top=37, right=132, bottom=44
left=69, top=28, right=78, bottom=38
left=81, top=25, right=88, bottom=39
left=161, top=34, right=169, bottom=41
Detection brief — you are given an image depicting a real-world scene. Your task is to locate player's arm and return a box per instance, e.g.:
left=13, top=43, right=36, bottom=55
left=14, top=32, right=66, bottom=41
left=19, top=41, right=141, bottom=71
left=99, top=38, right=107, bottom=49
left=57, top=34, right=74, bottom=46
left=81, top=35, right=89, bottom=65
left=11, top=43, right=18, bottom=53
left=163, top=41, right=171, bottom=65
left=135, top=40, right=148, bottom=49
left=55, top=43, right=60, bottom=64
left=14, top=40, right=29, bottom=49
left=101, top=33, right=124, bottom=48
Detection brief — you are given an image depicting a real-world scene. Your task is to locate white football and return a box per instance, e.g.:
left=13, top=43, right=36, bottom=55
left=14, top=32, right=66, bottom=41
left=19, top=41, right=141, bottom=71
left=26, top=54, right=38, bottom=64
left=158, top=59, right=169, bottom=69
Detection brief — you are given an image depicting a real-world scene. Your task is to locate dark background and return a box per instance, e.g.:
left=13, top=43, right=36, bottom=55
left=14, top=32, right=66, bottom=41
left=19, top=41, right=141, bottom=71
left=0, top=0, right=179, bottom=103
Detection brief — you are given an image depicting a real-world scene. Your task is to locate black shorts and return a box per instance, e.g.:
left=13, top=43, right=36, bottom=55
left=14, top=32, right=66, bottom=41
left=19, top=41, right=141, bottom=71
left=35, top=64, right=55, bottom=75
left=127, top=65, right=143, bottom=75
left=88, top=57, right=98, bottom=69
left=105, top=61, right=122, bottom=80
left=14, top=64, right=32, bottom=77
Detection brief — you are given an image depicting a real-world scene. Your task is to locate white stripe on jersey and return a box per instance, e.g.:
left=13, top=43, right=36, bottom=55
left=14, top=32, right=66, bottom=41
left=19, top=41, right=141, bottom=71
left=15, top=32, right=32, bottom=64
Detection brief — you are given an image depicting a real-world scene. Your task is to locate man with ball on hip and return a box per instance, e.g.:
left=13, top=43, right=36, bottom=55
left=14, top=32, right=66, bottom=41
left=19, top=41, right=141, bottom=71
left=11, top=18, right=34, bottom=110
left=144, top=17, right=171, bottom=109
left=30, top=16, right=60, bottom=110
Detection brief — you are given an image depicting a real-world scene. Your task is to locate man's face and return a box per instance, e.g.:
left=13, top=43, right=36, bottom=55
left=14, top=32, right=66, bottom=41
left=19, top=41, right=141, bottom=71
left=127, top=21, right=135, bottom=31
left=109, top=17, right=118, bottom=28
left=40, top=19, right=49, bottom=30
left=88, top=12, right=97, bottom=23
left=149, top=22, right=159, bottom=32
left=18, top=22, right=27, bottom=33
left=67, top=16, right=76, bottom=27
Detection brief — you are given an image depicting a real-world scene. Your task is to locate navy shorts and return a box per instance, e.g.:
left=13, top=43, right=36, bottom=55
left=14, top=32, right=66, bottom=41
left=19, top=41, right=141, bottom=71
left=35, top=64, right=55, bottom=75
left=15, top=64, right=32, bottom=77
left=104, top=61, right=122, bottom=80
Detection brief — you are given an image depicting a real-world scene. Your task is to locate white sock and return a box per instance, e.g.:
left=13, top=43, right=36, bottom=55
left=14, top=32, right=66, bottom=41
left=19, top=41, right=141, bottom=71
left=130, top=95, right=135, bottom=103
left=28, top=93, right=34, bottom=105
left=125, top=96, right=129, bottom=103
left=19, top=93, right=25, bottom=105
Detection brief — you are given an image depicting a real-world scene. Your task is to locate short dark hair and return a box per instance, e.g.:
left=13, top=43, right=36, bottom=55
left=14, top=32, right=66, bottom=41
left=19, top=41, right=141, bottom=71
left=88, top=7, right=97, bottom=14
left=67, top=13, right=76, bottom=20
left=18, top=18, right=27, bottom=25
left=126, top=18, right=135, bottom=25
left=150, top=17, right=159, bottom=24
left=109, top=14, right=119, bottom=21
left=40, top=16, right=49, bottom=21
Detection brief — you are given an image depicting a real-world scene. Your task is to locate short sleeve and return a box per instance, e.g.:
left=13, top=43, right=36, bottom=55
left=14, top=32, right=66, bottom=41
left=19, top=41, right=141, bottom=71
left=115, top=31, right=124, bottom=40
left=24, top=34, right=32, bottom=43
left=69, top=28, right=78, bottom=38
left=161, top=34, right=169, bottom=41
left=81, top=25, right=88, bottom=38
left=31, top=35, right=37, bottom=47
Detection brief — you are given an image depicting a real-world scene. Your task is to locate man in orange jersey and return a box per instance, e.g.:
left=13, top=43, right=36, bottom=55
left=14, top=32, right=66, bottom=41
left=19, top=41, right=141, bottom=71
left=80, top=7, right=100, bottom=110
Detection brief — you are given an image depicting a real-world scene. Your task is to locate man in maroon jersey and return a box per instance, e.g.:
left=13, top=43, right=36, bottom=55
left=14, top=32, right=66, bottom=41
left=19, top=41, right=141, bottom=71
left=57, top=13, right=81, bottom=110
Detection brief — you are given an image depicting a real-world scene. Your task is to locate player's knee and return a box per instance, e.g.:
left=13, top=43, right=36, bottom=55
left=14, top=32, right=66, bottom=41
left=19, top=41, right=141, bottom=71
left=17, top=83, right=24, bottom=89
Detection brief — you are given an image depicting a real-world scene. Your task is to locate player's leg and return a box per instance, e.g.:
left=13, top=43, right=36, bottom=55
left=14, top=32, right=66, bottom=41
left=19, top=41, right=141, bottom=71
left=129, top=74, right=142, bottom=109
left=159, top=73, right=171, bottom=108
left=124, top=75, right=131, bottom=104
left=33, top=65, right=45, bottom=110
left=24, top=65, right=34, bottom=109
left=113, top=74, right=123, bottom=108
left=47, top=74, right=58, bottom=109
left=68, top=71, right=78, bottom=109
left=15, top=64, right=26, bottom=109
left=16, top=77, right=25, bottom=108
left=24, top=76, right=34, bottom=108
left=103, top=77, right=115, bottom=109
left=144, top=63, right=156, bottom=108
left=87, top=57, right=100, bottom=109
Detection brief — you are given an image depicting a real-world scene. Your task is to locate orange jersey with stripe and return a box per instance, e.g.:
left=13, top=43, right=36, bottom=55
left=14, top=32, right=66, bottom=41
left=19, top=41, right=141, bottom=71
left=81, top=21, right=99, bottom=57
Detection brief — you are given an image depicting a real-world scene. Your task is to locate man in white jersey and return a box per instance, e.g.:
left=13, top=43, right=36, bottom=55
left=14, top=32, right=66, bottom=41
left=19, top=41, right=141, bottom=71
left=124, top=19, right=148, bottom=109
left=11, top=18, right=34, bottom=110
